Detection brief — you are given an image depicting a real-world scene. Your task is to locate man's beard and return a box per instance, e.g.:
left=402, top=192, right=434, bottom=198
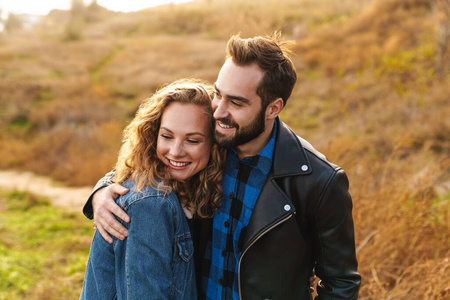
left=214, top=107, right=266, bottom=149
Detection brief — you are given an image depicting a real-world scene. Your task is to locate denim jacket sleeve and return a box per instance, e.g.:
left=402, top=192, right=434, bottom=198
left=83, top=170, right=115, bottom=219
left=121, top=193, right=178, bottom=299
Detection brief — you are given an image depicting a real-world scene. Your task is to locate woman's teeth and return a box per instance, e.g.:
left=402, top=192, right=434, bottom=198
left=169, top=160, right=189, bottom=167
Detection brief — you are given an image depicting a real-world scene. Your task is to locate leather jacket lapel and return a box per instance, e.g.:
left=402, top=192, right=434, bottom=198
left=272, top=118, right=312, bottom=178
left=241, top=176, right=294, bottom=251
left=241, top=118, right=311, bottom=251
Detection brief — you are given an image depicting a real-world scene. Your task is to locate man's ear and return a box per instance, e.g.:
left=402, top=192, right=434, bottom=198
left=266, top=98, right=284, bottom=120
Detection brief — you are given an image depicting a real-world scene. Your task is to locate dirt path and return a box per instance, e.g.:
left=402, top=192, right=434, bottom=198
left=0, top=170, right=93, bottom=212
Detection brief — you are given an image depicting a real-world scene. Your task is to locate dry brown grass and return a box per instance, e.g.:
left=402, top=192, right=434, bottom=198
left=283, top=0, right=449, bottom=298
left=0, top=0, right=449, bottom=298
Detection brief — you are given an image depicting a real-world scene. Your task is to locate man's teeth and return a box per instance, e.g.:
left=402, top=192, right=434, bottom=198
left=219, top=122, right=232, bottom=129
left=169, top=160, right=189, bottom=167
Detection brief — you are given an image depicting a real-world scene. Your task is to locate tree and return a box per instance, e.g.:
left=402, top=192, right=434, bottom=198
left=4, top=13, right=23, bottom=32
left=64, top=0, right=86, bottom=40
left=70, top=0, right=85, bottom=16
left=86, top=0, right=103, bottom=23
left=430, top=0, right=450, bottom=78
left=90, top=0, right=100, bottom=8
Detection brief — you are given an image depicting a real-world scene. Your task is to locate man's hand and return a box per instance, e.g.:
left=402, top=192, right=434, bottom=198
left=309, top=268, right=316, bottom=293
left=93, top=183, right=130, bottom=243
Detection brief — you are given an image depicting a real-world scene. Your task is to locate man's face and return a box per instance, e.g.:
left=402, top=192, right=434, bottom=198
left=212, top=59, right=266, bottom=149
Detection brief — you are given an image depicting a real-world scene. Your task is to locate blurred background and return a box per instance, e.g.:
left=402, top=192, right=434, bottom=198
left=0, top=0, right=449, bottom=299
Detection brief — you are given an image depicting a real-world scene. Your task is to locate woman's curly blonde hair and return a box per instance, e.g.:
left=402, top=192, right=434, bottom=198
left=114, top=78, right=225, bottom=218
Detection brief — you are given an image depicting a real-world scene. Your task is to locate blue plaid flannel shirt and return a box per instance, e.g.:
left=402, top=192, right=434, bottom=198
left=200, top=121, right=277, bottom=300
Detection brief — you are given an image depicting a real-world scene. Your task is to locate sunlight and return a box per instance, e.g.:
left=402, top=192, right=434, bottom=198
left=97, top=0, right=193, bottom=12
left=0, top=0, right=194, bottom=15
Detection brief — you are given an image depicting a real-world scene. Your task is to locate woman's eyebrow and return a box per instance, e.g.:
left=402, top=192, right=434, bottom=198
left=159, top=127, right=173, bottom=133
left=160, top=127, right=207, bottom=138
left=186, top=132, right=207, bottom=137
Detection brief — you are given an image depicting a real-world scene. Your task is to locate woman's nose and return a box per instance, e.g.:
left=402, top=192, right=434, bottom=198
left=169, top=140, right=185, bottom=157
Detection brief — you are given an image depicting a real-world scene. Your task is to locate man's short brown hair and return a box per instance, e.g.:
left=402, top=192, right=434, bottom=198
left=226, top=33, right=297, bottom=109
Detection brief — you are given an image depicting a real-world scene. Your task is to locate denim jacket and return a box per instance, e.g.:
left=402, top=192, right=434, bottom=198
left=80, top=179, right=197, bottom=300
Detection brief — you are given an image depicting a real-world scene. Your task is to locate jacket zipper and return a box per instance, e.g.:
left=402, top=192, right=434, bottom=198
left=238, top=213, right=294, bottom=300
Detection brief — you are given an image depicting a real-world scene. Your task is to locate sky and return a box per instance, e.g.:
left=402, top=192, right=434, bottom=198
left=0, top=0, right=193, bottom=16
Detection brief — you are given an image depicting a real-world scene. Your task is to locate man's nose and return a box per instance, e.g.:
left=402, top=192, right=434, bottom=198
left=212, top=96, right=228, bottom=120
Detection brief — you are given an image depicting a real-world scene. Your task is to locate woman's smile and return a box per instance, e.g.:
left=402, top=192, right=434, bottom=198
left=167, top=159, right=190, bottom=168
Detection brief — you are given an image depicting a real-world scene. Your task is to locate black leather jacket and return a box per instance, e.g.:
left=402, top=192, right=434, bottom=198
left=193, top=118, right=361, bottom=300
left=84, top=118, right=361, bottom=299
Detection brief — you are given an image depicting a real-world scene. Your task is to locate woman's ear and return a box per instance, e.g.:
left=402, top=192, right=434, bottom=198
left=266, top=98, right=284, bottom=120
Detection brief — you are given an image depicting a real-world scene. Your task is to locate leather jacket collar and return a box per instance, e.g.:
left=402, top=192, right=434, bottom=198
left=272, top=117, right=312, bottom=178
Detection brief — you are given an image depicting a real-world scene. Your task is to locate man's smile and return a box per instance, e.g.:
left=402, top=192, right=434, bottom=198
left=217, top=121, right=233, bottom=129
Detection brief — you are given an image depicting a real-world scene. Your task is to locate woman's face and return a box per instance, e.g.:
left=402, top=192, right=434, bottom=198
left=157, top=102, right=213, bottom=181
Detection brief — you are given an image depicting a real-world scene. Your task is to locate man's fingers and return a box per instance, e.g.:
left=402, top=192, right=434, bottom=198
left=96, top=224, right=113, bottom=244
left=103, top=183, right=131, bottom=222
left=100, top=218, right=126, bottom=240
left=108, top=183, right=130, bottom=199
left=96, top=207, right=128, bottom=239
left=110, top=204, right=130, bottom=223
left=101, top=194, right=129, bottom=224
left=309, top=268, right=316, bottom=293
left=91, top=183, right=130, bottom=239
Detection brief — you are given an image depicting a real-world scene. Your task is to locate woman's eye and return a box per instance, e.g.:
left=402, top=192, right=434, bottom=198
left=160, top=134, right=172, bottom=139
left=187, top=139, right=200, bottom=144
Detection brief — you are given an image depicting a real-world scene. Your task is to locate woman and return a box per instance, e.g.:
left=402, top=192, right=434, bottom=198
left=80, top=79, right=224, bottom=299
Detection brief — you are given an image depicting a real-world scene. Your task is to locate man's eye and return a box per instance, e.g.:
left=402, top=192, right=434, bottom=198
left=215, top=92, right=222, bottom=99
left=231, top=101, right=242, bottom=107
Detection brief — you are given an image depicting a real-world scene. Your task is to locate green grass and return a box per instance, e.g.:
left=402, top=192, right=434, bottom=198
left=90, top=44, right=124, bottom=84
left=0, top=190, right=93, bottom=300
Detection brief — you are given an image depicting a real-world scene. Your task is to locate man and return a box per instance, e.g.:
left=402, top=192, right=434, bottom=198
left=83, top=33, right=361, bottom=299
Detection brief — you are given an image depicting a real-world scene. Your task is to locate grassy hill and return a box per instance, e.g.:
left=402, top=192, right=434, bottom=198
left=0, top=190, right=92, bottom=299
left=0, top=0, right=448, bottom=298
